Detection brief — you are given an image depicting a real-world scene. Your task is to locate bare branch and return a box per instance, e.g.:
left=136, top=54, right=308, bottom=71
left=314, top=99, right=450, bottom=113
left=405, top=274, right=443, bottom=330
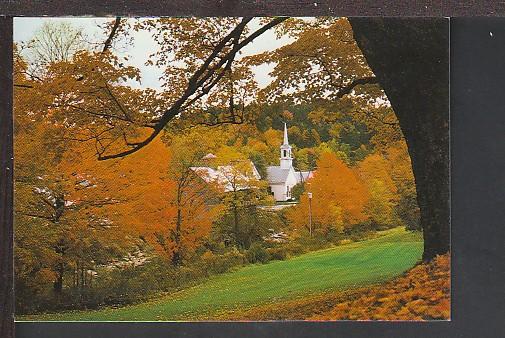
left=102, top=17, right=122, bottom=53
left=14, top=83, right=33, bottom=89
left=17, top=212, right=55, bottom=222
left=365, top=111, right=399, bottom=126
left=335, top=76, right=378, bottom=98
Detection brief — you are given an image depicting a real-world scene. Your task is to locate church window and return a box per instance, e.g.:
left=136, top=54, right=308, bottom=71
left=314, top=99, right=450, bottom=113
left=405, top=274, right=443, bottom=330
left=283, top=150, right=287, bottom=157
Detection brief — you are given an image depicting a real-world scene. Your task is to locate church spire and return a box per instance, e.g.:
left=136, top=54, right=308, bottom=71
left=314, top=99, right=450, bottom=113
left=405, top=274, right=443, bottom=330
left=280, top=122, right=293, bottom=169
left=283, top=122, right=289, bottom=145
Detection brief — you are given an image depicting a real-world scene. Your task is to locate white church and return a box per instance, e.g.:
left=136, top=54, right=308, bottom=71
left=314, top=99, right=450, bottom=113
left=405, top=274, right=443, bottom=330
left=190, top=123, right=312, bottom=202
left=266, top=123, right=313, bottom=202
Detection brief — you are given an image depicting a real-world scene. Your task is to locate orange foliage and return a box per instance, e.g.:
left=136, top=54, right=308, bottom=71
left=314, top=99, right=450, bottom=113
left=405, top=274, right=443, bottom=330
left=287, top=151, right=369, bottom=235
left=57, top=136, right=170, bottom=225
left=56, top=134, right=220, bottom=262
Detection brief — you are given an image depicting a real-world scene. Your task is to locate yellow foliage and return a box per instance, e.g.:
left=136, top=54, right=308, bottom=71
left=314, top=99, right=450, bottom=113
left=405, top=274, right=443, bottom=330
left=357, top=153, right=399, bottom=226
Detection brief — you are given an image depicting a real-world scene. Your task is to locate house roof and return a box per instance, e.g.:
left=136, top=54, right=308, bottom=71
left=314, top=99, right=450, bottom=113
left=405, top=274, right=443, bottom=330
left=190, top=160, right=261, bottom=192
left=202, top=153, right=217, bottom=160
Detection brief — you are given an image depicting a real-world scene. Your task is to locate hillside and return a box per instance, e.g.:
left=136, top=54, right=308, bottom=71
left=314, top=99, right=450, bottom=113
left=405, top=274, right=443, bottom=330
left=19, top=227, right=423, bottom=321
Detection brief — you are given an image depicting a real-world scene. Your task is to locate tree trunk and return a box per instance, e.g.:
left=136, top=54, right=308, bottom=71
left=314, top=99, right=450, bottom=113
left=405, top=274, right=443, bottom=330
left=53, top=262, right=64, bottom=293
left=349, top=18, right=450, bottom=261
left=172, top=208, right=182, bottom=266
left=72, top=267, right=76, bottom=288
left=232, top=193, right=241, bottom=248
left=54, top=240, right=67, bottom=292
left=81, top=267, right=85, bottom=288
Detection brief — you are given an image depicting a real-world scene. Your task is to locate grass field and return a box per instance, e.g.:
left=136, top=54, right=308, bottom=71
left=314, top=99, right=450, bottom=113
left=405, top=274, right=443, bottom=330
left=20, top=227, right=423, bottom=321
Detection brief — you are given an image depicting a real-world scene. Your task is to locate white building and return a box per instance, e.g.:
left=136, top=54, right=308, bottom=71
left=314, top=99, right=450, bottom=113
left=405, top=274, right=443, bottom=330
left=190, top=159, right=261, bottom=193
left=266, top=123, right=313, bottom=202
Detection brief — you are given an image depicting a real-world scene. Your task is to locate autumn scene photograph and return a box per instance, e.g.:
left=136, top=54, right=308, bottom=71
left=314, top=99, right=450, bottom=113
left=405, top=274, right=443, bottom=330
left=13, top=17, right=450, bottom=321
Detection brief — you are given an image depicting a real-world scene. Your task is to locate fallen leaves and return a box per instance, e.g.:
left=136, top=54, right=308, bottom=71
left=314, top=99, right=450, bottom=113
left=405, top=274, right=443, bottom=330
left=217, top=253, right=450, bottom=321
left=310, top=254, right=450, bottom=320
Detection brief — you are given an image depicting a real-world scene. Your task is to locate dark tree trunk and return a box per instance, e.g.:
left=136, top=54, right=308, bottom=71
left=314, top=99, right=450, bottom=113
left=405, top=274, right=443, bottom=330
left=172, top=208, right=182, bottom=266
left=349, top=18, right=450, bottom=261
left=53, top=239, right=68, bottom=292
left=53, top=262, right=64, bottom=293
left=233, top=204, right=239, bottom=245
left=232, top=193, right=241, bottom=249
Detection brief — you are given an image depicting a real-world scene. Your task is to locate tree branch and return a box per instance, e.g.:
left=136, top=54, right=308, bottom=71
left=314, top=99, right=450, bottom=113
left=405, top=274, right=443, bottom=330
left=14, top=83, right=33, bottom=89
left=335, top=76, right=378, bottom=98
left=279, top=51, right=377, bottom=99
left=98, top=17, right=288, bottom=160
left=17, top=212, right=55, bottom=222
left=365, top=111, right=399, bottom=126
left=102, top=17, right=122, bottom=53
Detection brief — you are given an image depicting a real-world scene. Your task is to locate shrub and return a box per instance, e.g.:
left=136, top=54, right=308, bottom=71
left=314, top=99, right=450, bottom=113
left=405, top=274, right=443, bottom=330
left=281, top=242, right=307, bottom=257
left=291, top=182, right=305, bottom=200
left=201, top=249, right=246, bottom=274
left=245, top=243, right=271, bottom=264
left=293, top=236, right=330, bottom=252
left=267, top=247, right=288, bottom=261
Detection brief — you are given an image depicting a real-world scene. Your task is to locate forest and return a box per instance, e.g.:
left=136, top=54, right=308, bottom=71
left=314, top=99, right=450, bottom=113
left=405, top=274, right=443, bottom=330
left=13, top=17, right=448, bottom=319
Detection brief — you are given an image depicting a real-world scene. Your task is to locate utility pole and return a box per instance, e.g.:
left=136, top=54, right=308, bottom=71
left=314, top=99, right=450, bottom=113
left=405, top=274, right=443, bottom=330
left=308, top=192, right=313, bottom=237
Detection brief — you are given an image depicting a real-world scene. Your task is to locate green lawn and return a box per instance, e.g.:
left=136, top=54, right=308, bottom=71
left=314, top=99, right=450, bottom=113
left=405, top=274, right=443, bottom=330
left=20, top=227, right=422, bottom=321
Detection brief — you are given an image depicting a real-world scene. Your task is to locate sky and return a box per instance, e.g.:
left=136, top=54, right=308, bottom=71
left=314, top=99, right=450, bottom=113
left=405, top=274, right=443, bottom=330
left=13, top=17, right=295, bottom=91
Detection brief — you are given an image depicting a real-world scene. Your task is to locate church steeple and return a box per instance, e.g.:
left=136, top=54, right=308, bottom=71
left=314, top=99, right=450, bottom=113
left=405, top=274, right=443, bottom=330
left=283, top=122, right=289, bottom=145
left=280, top=123, right=293, bottom=169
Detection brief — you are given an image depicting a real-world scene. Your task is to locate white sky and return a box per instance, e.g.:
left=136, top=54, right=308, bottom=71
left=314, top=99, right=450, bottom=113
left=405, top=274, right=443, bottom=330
left=14, top=17, right=295, bottom=91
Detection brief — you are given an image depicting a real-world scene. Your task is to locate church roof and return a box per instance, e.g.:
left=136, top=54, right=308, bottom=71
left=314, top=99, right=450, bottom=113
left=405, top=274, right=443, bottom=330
left=266, top=166, right=313, bottom=185
left=266, top=166, right=291, bottom=184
